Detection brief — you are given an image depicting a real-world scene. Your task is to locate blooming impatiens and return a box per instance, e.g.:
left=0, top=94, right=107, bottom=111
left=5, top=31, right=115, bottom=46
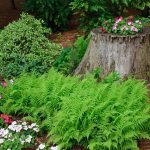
left=100, top=16, right=147, bottom=35
left=111, top=16, right=143, bottom=35
left=37, top=143, right=46, bottom=150
left=51, top=146, right=59, bottom=150
left=0, top=120, right=40, bottom=149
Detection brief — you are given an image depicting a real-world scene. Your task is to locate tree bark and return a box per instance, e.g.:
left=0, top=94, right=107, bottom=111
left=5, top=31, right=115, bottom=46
left=74, top=29, right=150, bottom=79
left=11, top=0, right=16, bottom=9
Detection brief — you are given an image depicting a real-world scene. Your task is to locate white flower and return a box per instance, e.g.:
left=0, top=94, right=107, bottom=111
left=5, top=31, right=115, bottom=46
left=8, top=133, right=12, bottom=138
left=8, top=125, right=16, bottom=131
left=28, top=125, right=32, bottom=129
left=23, top=125, right=28, bottom=130
left=12, top=121, right=17, bottom=125
left=31, top=123, right=37, bottom=127
left=20, top=139, right=25, bottom=145
left=15, top=125, right=22, bottom=132
left=0, top=129, right=9, bottom=137
left=22, top=122, right=27, bottom=126
left=7, top=149, right=11, bottom=150
left=25, top=135, right=32, bottom=143
left=51, top=146, right=59, bottom=150
left=38, top=143, right=45, bottom=149
left=33, top=127, right=39, bottom=132
left=0, top=138, right=4, bottom=144
left=10, top=79, right=14, bottom=84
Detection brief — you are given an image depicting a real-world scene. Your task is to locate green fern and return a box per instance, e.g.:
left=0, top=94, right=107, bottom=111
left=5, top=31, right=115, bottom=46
left=0, top=69, right=150, bottom=150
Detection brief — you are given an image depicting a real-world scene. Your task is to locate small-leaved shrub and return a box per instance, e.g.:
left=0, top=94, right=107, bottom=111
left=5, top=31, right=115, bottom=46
left=0, top=69, right=150, bottom=149
left=0, top=13, right=62, bottom=78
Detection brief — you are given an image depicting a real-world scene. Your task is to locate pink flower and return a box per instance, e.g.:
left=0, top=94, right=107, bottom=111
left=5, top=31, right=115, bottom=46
left=127, top=21, right=132, bottom=25
left=134, top=28, right=138, bottom=32
left=115, top=16, right=123, bottom=24
left=130, top=26, right=138, bottom=32
left=136, top=20, right=142, bottom=25
left=120, top=16, right=123, bottom=20
left=112, top=26, right=117, bottom=31
left=1, top=81, right=7, bottom=87
left=121, top=25, right=128, bottom=31
left=115, top=17, right=119, bottom=22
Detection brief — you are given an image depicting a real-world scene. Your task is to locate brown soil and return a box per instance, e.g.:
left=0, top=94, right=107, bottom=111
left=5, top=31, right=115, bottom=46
left=139, top=140, right=150, bottom=150
left=50, top=30, right=85, bottom=48
left=72, top=145, right=86, bottom=150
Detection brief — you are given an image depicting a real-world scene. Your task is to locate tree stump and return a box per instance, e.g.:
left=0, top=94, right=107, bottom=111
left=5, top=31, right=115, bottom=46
left=74, top=29, right=150, bottom=79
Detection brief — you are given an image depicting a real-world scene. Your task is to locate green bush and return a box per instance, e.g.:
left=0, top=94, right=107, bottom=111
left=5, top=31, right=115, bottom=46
left=0, top=13, right=62, bottom=78
left=0, top=69, right=150, bottom=149
left=70, top=0, right=116, bottom=30
left=24, top=0, right=72, bottom=30
left=54, top=36, right=90, bottom=75
left=112, top=0, right=150, bottom=10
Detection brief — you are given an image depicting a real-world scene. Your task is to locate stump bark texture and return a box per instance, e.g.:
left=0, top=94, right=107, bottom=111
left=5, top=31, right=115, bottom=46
left=75, top=29, right=150, bottom=79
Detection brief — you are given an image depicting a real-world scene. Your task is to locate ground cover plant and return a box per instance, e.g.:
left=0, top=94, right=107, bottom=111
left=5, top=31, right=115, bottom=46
left=0, top=69, right=150, bottom=149
left=0, top=13, right=62, bottom=79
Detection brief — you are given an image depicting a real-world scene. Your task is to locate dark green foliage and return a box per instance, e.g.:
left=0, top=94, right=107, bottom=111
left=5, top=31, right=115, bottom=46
left=112, top=0, right=150, bottom=10
left=70, top=0, right=116, bottom=30
left=24, top=0, right=72, bottom=30
left=0, top=13, right=62, bottom=78
left=0, top=69, right=150, bottom=149
left=54, top=36, right=90, bottom=75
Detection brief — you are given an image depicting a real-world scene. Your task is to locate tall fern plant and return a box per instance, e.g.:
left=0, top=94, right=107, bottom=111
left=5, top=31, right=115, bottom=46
left=50, top=78, right=150, bottom=149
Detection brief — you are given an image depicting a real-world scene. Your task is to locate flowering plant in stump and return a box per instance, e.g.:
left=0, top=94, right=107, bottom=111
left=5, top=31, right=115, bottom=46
left=99, top=16, right=150, bottom=35
left=112, top=16, right=143, bottom=35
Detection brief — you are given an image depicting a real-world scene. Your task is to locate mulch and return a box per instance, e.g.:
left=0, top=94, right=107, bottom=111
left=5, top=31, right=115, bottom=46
left=49, top=30, right=85, bottom=48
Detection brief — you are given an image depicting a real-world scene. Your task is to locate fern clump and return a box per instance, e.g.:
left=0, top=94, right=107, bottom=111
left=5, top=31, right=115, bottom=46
left=0, top=69, right=150, bottom=150
left=0, top=69, right=80, bottom=131
left=50, top=78, right=150, bottom=150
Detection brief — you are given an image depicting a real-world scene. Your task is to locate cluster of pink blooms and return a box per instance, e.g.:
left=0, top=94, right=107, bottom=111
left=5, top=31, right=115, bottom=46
left=112, top=16, right=123, bottom=31
left=112, top=16, right=142, bottom=33
left=0, top=79, right=14, bottom=100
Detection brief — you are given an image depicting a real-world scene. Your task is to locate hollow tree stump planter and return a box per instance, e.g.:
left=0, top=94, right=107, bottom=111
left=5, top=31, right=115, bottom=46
left=75, top=29, right=150, bottom=79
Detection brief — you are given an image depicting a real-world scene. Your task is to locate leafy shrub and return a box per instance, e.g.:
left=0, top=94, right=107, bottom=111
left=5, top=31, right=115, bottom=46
left=112, top=0, right=150, bottom=10
left=0, top=69, right=150, bottom=149
left=0, top=13, right=62, bottom=78
left=54, top=36, right=90, bottom=75
left=70, top=0, right=116, bottom=30
left=24, top=0, right=72, bottom=30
